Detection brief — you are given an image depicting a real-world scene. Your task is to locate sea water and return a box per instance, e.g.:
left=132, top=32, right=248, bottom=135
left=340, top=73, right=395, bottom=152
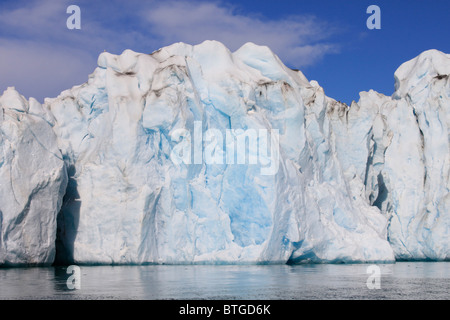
left=0, top=262, right=448, bottom=300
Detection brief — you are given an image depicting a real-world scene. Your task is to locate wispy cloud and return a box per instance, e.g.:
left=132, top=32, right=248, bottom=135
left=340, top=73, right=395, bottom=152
left=0, top=0, right=339, bottom=102
left=143, top=1, right=339, bottom=65
left=0, top=39, right=93, bottom=100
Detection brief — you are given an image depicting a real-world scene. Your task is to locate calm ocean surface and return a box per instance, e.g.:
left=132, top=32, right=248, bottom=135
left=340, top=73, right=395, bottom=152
left=0, top=262, right=448, bottom=300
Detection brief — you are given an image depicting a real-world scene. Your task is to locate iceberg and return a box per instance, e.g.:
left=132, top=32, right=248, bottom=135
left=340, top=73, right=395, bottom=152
left=0, top=42, right=448, bottom=266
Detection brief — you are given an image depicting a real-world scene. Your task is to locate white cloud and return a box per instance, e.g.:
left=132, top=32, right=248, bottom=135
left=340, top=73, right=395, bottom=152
left=0, top=0, right=339, bottom=101
left=143, top=1, right=338, bottom=66
left=0, top=0, right=70, bottom=40
left=0, top=0, right=130, bottom=101
left=0, top=39, right=95, bottom=101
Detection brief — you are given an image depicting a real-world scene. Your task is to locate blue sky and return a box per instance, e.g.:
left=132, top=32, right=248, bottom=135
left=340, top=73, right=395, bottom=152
left=0, top=0, right=449, bottom=104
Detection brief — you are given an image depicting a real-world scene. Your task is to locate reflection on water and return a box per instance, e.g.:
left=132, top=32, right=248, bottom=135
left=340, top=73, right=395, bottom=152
left=0, top=262, right=448, bottom=300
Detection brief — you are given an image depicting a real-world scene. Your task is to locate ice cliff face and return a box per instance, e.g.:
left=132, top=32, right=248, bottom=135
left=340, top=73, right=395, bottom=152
left=47, top=41, right=394, bottom=264
left=0, top=88, right=67, bottom=266
left=0, top=42, right=448, bottom=265
left=331, top=50, right=450, bottom=261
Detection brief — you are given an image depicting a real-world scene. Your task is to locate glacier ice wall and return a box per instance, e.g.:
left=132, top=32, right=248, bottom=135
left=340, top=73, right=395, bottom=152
left=0, top=42, right=448, bottom=265
left=358, top=50, right=449, bottom=260
left=46, top=41, right=395, bottom=264
left=0, top=88, right=67, bottom=266
left=331, top=50, right=450, bottom=261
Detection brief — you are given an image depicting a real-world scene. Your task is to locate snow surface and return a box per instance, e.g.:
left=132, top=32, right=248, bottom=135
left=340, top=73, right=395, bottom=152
left=0, top=42, right=448, bottom=265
